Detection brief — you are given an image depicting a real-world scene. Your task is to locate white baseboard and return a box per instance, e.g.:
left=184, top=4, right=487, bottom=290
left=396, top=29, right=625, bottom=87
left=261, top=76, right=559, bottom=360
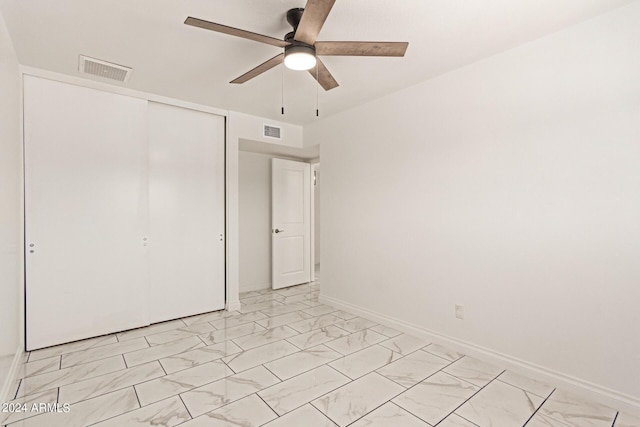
left=0, top=347, right=23, bottom=404
left=319, top=294, right=640, bottom=417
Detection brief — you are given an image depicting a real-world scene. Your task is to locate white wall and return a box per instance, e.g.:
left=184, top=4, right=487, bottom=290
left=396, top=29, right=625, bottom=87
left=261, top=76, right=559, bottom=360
left=239, top=151, right=272, bottom=292
left=305, top=2, right=640, bottom=412
left=0, top=9, right=22, bottom=387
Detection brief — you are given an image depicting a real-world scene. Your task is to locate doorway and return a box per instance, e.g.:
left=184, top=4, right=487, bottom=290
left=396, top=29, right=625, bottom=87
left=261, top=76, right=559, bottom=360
left=237, top=139, right=319, bottom=294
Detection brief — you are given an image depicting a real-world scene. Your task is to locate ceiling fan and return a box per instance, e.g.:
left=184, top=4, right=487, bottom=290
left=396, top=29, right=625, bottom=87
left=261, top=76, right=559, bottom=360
left=185, top=0, right=409, bottom=91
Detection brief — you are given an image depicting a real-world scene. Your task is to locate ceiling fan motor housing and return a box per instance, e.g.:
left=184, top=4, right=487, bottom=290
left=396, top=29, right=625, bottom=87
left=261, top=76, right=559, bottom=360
left=284, top=9, right=316, bottom=71
left=284, top=8, right=314, bottom=51
left=284, top=31, right=316, bottom=56
left=286, top=8, right=305, bottom=30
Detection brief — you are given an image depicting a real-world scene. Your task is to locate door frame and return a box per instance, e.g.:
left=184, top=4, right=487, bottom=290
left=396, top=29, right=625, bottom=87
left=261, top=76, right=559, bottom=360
left=310, top=162, right=320, bottom=282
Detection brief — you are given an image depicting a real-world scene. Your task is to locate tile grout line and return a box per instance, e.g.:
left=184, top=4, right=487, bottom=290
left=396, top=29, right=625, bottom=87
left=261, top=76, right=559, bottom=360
left=132, top=385, right=142, bottom=408
left=123, top=342, right=209, bottom=370
left=158, top=359, right=167, bottom=376
left=176, top=376, right=280, bottom=421
left=30, top=333, right=123, bottom=360
left=494, top=377, right=551, bottom=400
left=56, top=339, right=150, bottom=370
left=255, top=310, right=316, bottom=328
left=12, top=379, right=22, bottom=400
left=309, top=371, right=409, bottom=427
left=374, top=346, right=458, bottom=390
left=444, top=413, right=480, bottom=426
left=126, top=360, right=232, bottom=403
left=223, top=359, right=237, bottom=375
left=84, top=393, right=179, bottom=426
left=258, top=365, right=355, bottom=420
left=145, top=340, right=352, bottom=393
left=420, top=344, right=461, bottom=363
left=255, top=392, right=281, bottom=419
left=438, top=356, right=499, bottom=388
left=263, top=346, right=341, bottom=379
left=385, top=359, right=504, bottom=427
left=178, top=394, right=193, bottom=420
left=207, top=321, right=218, bottom=331
left=261, top=363, right=284, bottom=382
left=56, top=360, right=166, bottom=406
left=199, top=322, right=279, bottom=346
left=14, top=355, right=131, bottom=401
left=159, top=346, right=243, bottom=375
left=522, top=388, right=556, bottom=426
left=445, top=370, right=507, bottom=418
left=180, top=353, right=349, bottom=417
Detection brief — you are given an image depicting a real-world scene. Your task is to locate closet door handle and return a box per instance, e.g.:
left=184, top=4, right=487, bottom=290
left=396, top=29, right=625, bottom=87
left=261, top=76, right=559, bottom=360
left=274, top=229, right=285, bottom=234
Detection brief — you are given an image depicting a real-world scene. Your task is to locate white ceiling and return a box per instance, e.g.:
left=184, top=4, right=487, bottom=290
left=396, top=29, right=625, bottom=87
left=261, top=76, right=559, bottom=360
left=0, top=0, right=633, bottom=125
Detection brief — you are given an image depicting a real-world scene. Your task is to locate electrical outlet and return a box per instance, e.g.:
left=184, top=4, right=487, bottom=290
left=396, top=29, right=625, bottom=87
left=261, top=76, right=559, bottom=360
left=455, top=304, right=464, bottom=320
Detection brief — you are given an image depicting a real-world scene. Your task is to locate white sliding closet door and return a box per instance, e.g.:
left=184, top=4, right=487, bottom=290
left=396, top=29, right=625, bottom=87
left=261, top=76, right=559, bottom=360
left=24, top=76, right=149, bottom=350
left=148, top=102, right=225, bottom=323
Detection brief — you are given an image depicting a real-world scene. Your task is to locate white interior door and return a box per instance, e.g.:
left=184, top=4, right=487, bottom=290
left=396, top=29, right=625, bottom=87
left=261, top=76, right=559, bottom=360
left=24, top=76, right=149, bottom=350
left=148, top=102, right=225, bottom=322
left=272, top=158, right=311, bottom=289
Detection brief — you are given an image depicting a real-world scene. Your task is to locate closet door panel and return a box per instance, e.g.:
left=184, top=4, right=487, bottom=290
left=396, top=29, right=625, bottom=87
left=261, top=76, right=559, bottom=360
left=24, top=76, right=149, bottom=350
left=148, top=102, right=225, bottom=323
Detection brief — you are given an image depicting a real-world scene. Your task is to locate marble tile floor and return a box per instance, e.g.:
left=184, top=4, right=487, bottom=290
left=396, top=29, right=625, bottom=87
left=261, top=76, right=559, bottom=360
left=2, top=281, right=637, bottom=427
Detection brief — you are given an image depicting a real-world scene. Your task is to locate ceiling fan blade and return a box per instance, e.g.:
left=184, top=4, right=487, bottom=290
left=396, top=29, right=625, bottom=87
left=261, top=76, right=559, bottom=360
left=230, top=53, right=285, bottom=84
left=294, top=0, right=336, bottom=45
left=185, top=17, right=290, bottom=48
left=308, top=58, right=339, bottom=91
left=315, top=41, right=409, bottom=57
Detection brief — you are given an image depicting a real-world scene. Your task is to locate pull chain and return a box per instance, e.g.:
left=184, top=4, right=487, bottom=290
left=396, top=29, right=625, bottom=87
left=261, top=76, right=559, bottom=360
left=315, top=64, right=319, bottom=117
left=281, top=64, right=285, bottom=115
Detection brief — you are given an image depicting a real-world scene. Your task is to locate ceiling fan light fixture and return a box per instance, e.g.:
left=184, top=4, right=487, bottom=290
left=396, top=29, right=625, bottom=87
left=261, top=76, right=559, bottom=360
left=284, top=44, right=316, bottom=71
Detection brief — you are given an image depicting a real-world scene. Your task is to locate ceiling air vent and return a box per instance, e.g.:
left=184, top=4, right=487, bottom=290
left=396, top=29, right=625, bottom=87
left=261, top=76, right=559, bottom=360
left=79, top=55, right=132, bottom=83
left=263, top=124, right=282, bottom=140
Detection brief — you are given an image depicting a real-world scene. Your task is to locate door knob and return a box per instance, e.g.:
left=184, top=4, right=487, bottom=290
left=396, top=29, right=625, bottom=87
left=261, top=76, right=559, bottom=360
left=274, top=229, right=285, bottom=234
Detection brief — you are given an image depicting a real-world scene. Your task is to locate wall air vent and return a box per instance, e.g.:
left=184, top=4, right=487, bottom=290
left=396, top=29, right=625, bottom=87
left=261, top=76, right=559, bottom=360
left=263, top=124, right=282, bottom=140
left=79, top=55, right=132, bottom=83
